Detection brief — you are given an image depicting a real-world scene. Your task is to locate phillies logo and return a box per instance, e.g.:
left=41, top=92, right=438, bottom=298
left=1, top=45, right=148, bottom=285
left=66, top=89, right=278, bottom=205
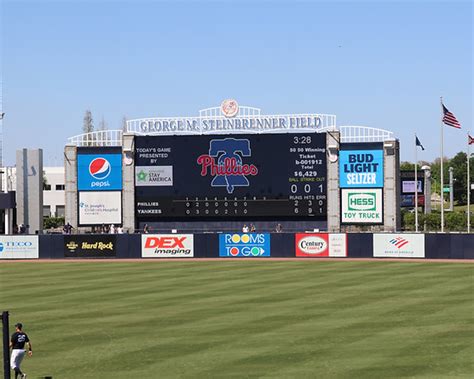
left=197, top=138, right=258, bottom=194
left=89, top=158, right=111, bottom=180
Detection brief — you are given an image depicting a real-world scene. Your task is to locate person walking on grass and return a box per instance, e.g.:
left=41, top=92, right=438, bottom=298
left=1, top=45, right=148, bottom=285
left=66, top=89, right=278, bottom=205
left=10, top=323, right=32, bottom=379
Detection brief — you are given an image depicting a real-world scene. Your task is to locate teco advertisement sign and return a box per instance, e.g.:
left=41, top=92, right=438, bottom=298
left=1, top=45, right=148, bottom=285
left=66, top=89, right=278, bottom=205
left=79, top=191, right=122, bottom=225
left=339, top=150, right=384, bottom=188
left=141, top=234, right=194, bottom=257
left=341, top=188, right=383, bottom=224
left=77, top=154, right=123, bottom=191
left=219, top=233, right=270, bottom=257
left=373, top=234, right=425, bottom=258
left=0, top=236, right=39, bottom=259
left=295, top=233, right=347, bottom=257
left=64, top=235, right=116, bottom=258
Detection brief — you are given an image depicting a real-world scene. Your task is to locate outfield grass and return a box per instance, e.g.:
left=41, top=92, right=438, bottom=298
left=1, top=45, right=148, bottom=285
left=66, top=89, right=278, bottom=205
left=1, top=261, right=473, bottom=378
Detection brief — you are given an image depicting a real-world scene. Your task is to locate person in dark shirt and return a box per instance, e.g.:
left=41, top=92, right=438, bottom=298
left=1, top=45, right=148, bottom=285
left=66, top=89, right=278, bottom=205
left=10, top=323, right=32, bottom=379
left=63, top=222, right=73, bottom=235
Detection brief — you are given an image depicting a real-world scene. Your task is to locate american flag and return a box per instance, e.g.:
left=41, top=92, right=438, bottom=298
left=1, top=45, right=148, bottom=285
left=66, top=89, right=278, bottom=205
left=469, top=134, right=474, bottom=145
left=442, top=104, right=461, bottom=129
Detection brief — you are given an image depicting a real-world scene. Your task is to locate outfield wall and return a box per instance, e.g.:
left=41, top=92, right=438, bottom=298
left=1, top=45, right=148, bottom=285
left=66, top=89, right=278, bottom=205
left=1, top=233, right=472, bottom=260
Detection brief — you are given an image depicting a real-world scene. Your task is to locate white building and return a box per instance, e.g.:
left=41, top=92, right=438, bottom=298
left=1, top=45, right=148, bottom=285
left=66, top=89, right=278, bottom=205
left=0, top=166, right=65, bottom=233
left=42, top=166, right=65, bottom=218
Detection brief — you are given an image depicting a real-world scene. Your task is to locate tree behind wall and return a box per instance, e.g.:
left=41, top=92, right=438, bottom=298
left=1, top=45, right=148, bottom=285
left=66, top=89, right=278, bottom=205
left=122, top=116, right=128, bottom=133
left=83, top=110, right=94, bottom=146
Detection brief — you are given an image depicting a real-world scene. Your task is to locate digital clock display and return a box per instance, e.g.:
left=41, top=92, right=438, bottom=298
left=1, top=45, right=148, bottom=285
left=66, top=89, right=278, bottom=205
left=134, top=133, right=327, bottom=219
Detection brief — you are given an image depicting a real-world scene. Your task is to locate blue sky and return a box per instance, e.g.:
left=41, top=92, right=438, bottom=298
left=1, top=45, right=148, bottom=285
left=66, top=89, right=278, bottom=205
left=1, top=0, right=472, bottom=166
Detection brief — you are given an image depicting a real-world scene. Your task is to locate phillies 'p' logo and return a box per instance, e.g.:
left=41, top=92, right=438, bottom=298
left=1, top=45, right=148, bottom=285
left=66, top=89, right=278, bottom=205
left=197, top=138, right=258, bottom=194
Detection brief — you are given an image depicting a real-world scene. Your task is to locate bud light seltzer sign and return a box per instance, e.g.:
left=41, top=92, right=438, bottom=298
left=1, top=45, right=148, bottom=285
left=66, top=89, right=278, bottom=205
left=341, top=188, right=382, bottom=224
left=339, top=150, right=383, bottom=188
left=77, top=154, right=123, bottom=191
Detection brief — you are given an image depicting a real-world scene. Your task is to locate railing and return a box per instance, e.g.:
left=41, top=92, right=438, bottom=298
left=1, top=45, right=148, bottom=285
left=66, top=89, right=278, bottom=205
left=66, top=125, right=395, bottom=146
left=339, top=125, right=394, bottom=143
left=67, top=130, right=123, bottom=147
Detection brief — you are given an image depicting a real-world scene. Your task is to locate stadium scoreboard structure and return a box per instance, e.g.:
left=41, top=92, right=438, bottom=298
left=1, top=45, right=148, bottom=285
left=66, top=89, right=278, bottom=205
left=134, top=133, right=327, bottom=219
left=65, top=100, right=400, bottom=232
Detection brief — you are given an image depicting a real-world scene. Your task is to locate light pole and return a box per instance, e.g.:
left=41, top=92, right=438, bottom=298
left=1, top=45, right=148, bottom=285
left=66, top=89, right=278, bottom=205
left=448, top=167, right=454, bottom=212
left=421, top=165, right=431, bottom=215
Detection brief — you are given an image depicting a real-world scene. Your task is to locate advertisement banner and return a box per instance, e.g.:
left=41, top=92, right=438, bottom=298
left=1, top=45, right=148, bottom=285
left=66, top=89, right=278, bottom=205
left=341, top=188, right=383, bottom=224
left=77, top=154, right=123, bottom=191
left=64, top=235, right=117, bottom=258
left=328, top=234, right=348, bottom=257
left=141, top=234, right=194, bottom=257
left=0, top=236, right=39, bottom=259
left=296, top=233, right=329, bottom=256
left=219, top=233, right=270, bottom=257
left=402, top=180, right=423, bottom=194
left=373, top=234, right=425, bottom=258
left=339, top=150, right=384, bottom=188
left=401, top=194, right=425, bottom=207
left=79, top=191, right=122, bottom=225
left=135, top=166, right=173, bottom=187
left=295, top=233, right=347, bottom=257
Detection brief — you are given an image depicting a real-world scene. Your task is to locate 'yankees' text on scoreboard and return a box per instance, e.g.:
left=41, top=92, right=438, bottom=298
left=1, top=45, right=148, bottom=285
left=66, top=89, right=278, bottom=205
left=134, top=133, right=327, bottom=219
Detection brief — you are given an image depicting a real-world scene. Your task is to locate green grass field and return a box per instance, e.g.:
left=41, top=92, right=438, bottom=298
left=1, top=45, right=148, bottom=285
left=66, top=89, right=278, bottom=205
left=1, top=261, right=473, bottom=378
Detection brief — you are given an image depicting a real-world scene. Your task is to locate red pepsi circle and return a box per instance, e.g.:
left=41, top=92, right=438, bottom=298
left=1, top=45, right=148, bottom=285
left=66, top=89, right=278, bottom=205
left=89, top=157, right=111, bottom=180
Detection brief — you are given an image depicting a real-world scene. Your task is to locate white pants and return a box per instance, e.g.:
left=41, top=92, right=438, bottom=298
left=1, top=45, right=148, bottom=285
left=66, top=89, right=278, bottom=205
left=11, top=349, right=26, bottom=370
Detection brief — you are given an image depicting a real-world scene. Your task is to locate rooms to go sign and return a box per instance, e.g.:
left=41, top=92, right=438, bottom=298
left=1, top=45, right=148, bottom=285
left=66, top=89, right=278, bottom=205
left=339, top=150, right=384, bottom=188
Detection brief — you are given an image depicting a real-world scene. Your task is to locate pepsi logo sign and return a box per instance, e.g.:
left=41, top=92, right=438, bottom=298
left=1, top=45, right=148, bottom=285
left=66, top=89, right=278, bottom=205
left=298, top=236, right=328, bottom=255
left=89, top=158, right=112, bottom=180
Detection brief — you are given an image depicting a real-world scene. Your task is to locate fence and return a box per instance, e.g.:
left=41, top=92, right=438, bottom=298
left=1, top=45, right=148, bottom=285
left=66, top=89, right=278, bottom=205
left=0, top=233, right=472, bottom=260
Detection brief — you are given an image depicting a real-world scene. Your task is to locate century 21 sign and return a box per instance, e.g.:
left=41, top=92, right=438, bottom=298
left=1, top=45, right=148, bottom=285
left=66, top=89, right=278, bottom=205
left=339, top=150, right=384, bottom=188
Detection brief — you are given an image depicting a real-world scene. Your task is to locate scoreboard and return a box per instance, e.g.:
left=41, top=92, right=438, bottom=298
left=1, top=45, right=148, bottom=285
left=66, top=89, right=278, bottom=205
left=134, top=133, right=327, bottom=219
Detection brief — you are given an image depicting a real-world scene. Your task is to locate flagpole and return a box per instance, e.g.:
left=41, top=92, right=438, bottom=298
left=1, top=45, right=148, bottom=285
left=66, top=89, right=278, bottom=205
left=468, top=134, right=471, bottom=233
left=415, top=133, right=419, bottom=232
left=440, top=97, right=445, bottom=233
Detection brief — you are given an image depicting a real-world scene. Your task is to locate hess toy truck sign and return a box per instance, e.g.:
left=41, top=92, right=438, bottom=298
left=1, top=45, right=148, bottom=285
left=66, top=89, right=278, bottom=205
left=141, top=234, right=194, bottom=257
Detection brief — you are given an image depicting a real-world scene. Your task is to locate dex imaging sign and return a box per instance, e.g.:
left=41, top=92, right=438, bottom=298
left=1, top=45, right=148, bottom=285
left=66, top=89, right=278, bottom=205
left=341, top=189, right=382, bottom=224
left=142, top=235, right=194, bottom=257
left=339, top=150, right=383, bottom=188
left=373, top=234, right=425, bottom=258
left=78, top=154, right=122, bottom=191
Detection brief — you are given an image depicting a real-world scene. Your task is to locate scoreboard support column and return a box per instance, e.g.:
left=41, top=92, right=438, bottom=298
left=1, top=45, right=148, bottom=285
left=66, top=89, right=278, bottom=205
left=326, top=131, right=341, bottom=232
left=383, top=139, right=401, bottom=231
left=122, top=133, right=136, bottom=233
left=64, top=144, right=78, bottom=229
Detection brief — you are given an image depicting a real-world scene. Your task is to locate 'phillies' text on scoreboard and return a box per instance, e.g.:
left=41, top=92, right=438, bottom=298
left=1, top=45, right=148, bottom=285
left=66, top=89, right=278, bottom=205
left=134, top=133, right=327, bottom=219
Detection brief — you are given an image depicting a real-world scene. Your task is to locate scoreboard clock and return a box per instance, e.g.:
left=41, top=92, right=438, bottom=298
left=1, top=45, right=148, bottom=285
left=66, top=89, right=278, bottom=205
left=134, top=133, right=327, bottom=219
